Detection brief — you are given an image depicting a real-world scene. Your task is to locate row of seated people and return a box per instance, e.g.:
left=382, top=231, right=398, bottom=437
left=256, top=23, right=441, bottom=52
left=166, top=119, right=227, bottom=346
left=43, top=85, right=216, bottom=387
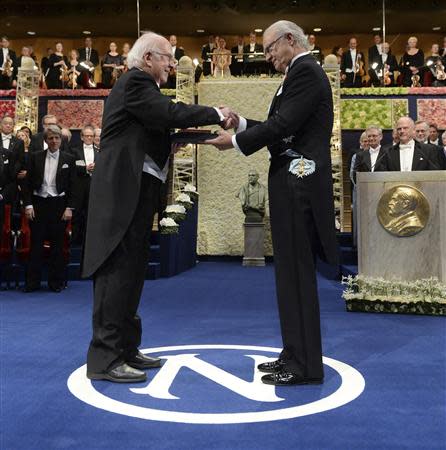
left=348, top=119, right=446, bottom=246
left=0, top=114, right=101, bottom=292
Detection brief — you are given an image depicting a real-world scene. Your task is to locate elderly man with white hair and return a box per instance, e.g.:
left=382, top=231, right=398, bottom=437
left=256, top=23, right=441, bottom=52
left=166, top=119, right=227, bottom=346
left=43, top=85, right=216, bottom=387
left=83, top=31, right=234, bottom=383
left=382, top=117, right=446, bottom=171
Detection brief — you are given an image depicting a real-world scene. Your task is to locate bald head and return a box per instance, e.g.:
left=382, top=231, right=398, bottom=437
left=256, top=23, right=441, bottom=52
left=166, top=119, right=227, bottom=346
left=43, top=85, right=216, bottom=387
left=396, top=117, right=415, bottom=144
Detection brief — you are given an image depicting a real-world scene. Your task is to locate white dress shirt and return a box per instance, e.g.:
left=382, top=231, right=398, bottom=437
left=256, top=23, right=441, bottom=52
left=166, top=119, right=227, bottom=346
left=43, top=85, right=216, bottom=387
left=1, top=133, right=12, bottom=149
left=34, top=150, right=63, bottom=198
left=1, top=48, right=9, bottom=69
left=369, top=145, right=381, bottom=172
left=231, top=52, right=311, bottom=152
left=83, top=144, right=95, bottom=166
left=249, top=43, right=256, bottom=52
left=399, top=140, right=415, bottom=172
left=346, top=49, right=357, bottom=72
left=85, top=47, right=91, bottom=61
left=171, top=46, right=176, bottom=57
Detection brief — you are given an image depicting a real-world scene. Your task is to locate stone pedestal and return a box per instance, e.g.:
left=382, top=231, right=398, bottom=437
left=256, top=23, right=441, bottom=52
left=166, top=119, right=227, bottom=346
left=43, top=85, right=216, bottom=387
left=357, top=171, right=446, bottom=282
left=242, top=222, right=265, bottom=267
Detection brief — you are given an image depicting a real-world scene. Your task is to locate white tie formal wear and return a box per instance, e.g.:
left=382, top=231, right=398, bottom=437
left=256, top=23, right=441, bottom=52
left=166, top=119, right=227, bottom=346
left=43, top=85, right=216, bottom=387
left=399, top=141, right=415, bottom=172
left=1, top=133, right=12, bottom=149
left=369, top=145, right=380, bottom=172
left=35, top=150, right=61, bottom=197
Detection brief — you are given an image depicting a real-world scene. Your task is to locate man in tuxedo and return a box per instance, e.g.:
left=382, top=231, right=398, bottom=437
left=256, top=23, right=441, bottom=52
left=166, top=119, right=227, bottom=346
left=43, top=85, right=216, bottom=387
left=368, top=34, right=382, bottom=67
left=341, top=37, right=365, bottom=87
left=0, top=118, right=19, bottom=234
left=29, top=114, right=71, bottom=154
left=308, top=34, right=323, bottom=64
left=207, top=20, right=338, bottom=386
left=383, top=117, right=446, bottom=171
left=243, top=32, right=264, bottom=75
left=230, top=36, right=245, bottom=76
left=201, top=35, right=215, bottom=76
left=82, top=31, right=234, bottom=383
left=0, top=36, right=17, bottom=89
left=168, top=35, right=185, bottom=61
left=369, top=42, right=398, bottom=87
left=23, top=125, right=78, bottom=293
left=78, top=37, right=99, bottom=87
left=428, top=123, right=440, bottom=146
left=71, top=125, right=99, bottom=245
left=353, top=126, right=387, bottom=180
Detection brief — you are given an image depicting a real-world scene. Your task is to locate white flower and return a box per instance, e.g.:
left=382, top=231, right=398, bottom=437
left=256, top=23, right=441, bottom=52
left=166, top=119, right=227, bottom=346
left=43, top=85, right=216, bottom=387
left=159, top=217, right=178, bottom=227
left=175, top=193, right=193, bottom=203
left=165, top=204, right=186, bottom=214
left=183, top=183, right=197, bottom=193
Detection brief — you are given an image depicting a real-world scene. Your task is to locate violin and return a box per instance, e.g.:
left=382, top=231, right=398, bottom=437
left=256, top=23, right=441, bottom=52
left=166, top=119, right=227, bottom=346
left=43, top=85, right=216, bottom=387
left=383, top=64, right=392, bottom=86
left=67, top=65, right=80, bottom=89
left=411, top=74, right=421, bottom=87
left=355, top=54, right=365, bottom=77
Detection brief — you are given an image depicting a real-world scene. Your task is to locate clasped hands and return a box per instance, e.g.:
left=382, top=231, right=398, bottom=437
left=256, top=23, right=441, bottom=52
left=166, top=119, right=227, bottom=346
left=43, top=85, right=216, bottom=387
left=205, top=105, right=240, bottom=150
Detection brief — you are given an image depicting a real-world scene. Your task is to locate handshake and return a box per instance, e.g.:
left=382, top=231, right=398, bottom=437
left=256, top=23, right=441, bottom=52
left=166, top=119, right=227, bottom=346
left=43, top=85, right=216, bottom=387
left=205, top=106, right=241, bottom=150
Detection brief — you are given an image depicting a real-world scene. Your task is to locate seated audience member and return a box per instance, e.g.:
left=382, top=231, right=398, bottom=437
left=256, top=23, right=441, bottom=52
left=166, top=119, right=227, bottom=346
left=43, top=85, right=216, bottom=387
left=399, top=37, right=424, bottom=87
left=308, top=34, right=323, bottom=64
left=341, top=37, right=365, bottom=87
left=71, top=125, right=99, bottom=245
left=22, top=125, right=78, bottom=293
left=93, top=128, right=101, bottom=148
left=382, top=117, right=446, bottom=171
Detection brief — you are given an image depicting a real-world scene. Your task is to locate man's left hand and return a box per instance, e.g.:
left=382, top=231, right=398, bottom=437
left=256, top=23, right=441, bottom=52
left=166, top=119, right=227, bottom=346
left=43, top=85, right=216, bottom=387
left=204, top=130, right=234, bottom=150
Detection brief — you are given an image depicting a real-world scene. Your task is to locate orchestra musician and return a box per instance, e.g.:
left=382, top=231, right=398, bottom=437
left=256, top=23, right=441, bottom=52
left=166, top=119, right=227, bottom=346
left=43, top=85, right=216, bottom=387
left=66, top=49, right=84, bottom=89
left=399, top=36, right=424, bottom=87
left=0, top=36, right=17, bottom=89
left=243, top=32, right=264, bottom=75
left=340, top=37, right=365, bottom=87
left=230, top=35, right=245, bottom=76
left=78, top=37, right=99, bottom=87
left=46, top=42, right=68, bottom=89
left=308, top=34, right=324, bottom=64
left=369, top=42, right=398, bottom=87
left=425, top=43, right=446, bottom=87
left=101, top=42, right=125, bottom=88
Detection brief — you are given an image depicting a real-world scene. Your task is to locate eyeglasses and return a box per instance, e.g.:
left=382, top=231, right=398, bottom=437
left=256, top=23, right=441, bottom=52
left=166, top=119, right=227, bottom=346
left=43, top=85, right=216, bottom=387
left=151, top=51, right=177, bottom=65
left=264, top=34, right=286, bottom=56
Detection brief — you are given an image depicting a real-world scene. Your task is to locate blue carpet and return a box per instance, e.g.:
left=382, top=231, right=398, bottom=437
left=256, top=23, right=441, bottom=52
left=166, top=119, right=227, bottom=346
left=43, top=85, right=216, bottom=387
left=1, top=262, right=445, bottom=450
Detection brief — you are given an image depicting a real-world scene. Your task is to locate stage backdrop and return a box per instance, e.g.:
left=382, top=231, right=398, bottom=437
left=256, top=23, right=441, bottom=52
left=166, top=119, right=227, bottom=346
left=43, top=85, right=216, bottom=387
left=197, top=79, right=280, bottom=256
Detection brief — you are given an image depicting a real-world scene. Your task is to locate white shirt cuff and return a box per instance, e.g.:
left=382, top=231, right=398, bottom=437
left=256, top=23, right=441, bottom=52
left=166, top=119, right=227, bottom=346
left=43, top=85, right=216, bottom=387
left=232, top=135, right=244, bottom=155
left=25, top=205, right=33, bottom=210
left=236, top=116, right=247, bottom=133
left=214, top=107, right=225, bottom=122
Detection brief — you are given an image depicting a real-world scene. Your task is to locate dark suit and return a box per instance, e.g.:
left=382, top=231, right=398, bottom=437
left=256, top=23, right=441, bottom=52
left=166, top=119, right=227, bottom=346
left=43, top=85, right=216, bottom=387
left=83, top=67, right=222, bottom=374
left=0, top=49, right=17, bottom=88
left=243, top=43, right=264, bottom=75
left=78, top=47, right=99, bottom=67
left=369, top=54, right=398, bottom=87
left=230, top=45, right=245, bottom=76
left=341, top=50, right=365, bottom=87
left=383, top=141, right=446, bottom=171
left=201, top=43, right=215, bottom=76
left=71, top=144, right=99, bottom=244
left=173, top=47, right=185, bottom=61
left=310, top=46, right=324, bottom=64
left=235, top=54, right=338, bottom=379
left=0, top=146, right=18, bottom=233
left=353, top=146, right=388, bottom=182
left=22, top=149, right=77, bottom=289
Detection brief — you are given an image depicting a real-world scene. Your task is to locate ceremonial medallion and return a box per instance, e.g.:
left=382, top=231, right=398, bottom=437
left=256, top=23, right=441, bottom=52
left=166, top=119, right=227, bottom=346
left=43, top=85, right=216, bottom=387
left=377, top=185, right=429, bottom=237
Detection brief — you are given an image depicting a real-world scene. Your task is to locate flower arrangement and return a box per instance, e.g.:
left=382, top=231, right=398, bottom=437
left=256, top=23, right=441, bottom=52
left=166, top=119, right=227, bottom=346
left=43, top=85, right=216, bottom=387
left=183, top=183, right=199, bottom=201
left=164, top=204, right=187, bottom=222
left=342, top=275, right=446, bottom=316
left=175, top=193, right=194, bottom=210
left=159, top=217, right=179, bottom=234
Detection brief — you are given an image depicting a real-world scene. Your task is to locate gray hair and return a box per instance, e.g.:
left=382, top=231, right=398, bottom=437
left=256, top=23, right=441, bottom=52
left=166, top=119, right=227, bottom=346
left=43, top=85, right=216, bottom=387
left=414, top=120, right=429, bottom=130
left=366, top=125, right=383, bottom=135
left=264, top=20, right=310, bottom=51
left=43, top=124, right=62, bottom=139
left=42, top=114, right=57, bottom=126
left=81, top=125, right=95, bottom=135
left=127, top=31, right=167, bottom=69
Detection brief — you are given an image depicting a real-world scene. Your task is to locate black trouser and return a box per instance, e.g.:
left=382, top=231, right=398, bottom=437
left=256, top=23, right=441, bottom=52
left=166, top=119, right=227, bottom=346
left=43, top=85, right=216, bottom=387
left=27, top=196, right=67, bottom=289
left=87, top=173, right=161, bottom=373
left=268, top=162, right=324, bottom=379
left=0, top=201, right=4, bottom=238
left=72, top=176, right=90, bottom=245
left=342, top=72, right=362, bottom=88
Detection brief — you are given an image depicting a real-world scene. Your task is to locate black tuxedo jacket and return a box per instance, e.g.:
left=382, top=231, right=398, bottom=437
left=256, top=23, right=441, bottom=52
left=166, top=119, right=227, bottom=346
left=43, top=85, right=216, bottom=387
left=201, top=44, right=214, bottom=61
left=235, top=54, right=338, bottom=266
left=82, top=67, right=221, bottom=277
left=341, top=50, right=365, bottom=72
left=368, top=45, right=393, bottom=65
left=0, top=49, right=17, bottom=69
left=353, top=147, right=388, bottom=182
left=3, top=135, right=24, bottom=173
left=231, top=45, right=244, bottom=62
left=0, top=147, right=18, bottom=203
left=243, top=43, right=264, bottom=61
left=71, top=144, right=99, bottom=178
left=383, top=141, right=446, bottom=171
left=78, top=48, right=99, bottom=67
left=173, top=47, right=185, bottom=61
left=29, top=132, right=71, bottom=155
left=310, top=46, right=324, bottom=63
left=23, top=149, right=78, bottom=209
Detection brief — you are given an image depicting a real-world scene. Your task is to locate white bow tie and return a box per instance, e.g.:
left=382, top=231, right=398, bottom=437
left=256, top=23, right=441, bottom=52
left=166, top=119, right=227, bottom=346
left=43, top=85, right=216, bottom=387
left=84, top=145, right=93, bottom=149
left=2, top=135, right=12, bottom=140
left=399, top=143, right=412, bottom=149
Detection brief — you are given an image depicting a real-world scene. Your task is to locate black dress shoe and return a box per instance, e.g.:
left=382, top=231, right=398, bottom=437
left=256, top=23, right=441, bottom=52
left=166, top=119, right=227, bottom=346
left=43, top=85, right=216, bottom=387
left=257, top=359, right=286, bottom=373
left=261, top=370, right=323, bottom=386
left=127, top=351, right=162, bottom=370
left=87, top=363, right=147, bottom=383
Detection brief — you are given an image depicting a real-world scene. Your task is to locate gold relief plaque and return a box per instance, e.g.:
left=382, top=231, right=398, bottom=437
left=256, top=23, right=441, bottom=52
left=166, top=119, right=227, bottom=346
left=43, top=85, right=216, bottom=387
left=377, top=185, right=430, bottom=237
